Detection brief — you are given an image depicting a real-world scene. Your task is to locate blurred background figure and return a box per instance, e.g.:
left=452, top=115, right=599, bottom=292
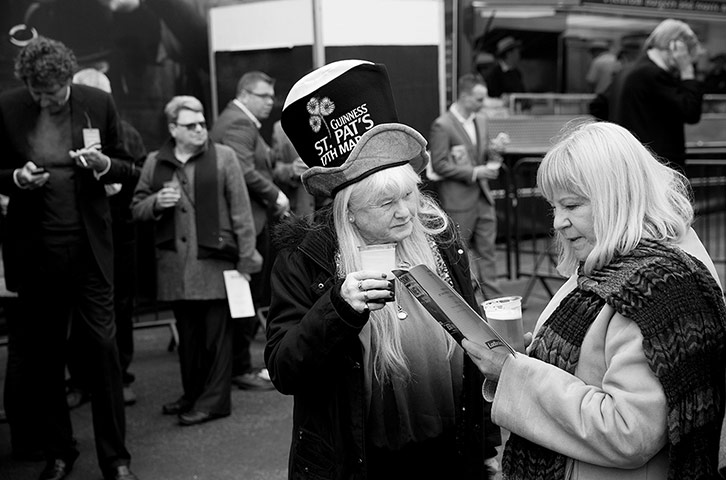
left=66, top=67, right=146, bottom=410
left=704, top=52, right=726, bottom=94
left=485, top=36, right=527, bottom=111
left=585, top=39, right=617, bottom=95
left=608, top=18, right=703, bottom=176
left=429, top=74, right=505, bottom=301
left=131, top=95, right=262, bottom=426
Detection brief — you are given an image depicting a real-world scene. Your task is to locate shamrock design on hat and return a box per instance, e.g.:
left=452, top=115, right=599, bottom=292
left=307, top=97, right=335, bottom=136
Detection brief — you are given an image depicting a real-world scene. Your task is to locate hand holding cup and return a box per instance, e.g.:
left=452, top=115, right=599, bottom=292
left=155, top=180, right=181, bottom=210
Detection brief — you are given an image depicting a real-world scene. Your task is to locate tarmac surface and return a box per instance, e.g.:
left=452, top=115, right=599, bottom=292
left=0, top=271, right=562, bottom=480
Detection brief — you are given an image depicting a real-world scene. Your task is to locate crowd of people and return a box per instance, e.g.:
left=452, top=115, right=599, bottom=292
left=1, top=13, right=726, bottom=480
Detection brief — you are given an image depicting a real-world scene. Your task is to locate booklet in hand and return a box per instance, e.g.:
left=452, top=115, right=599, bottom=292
left=393, top=265, right=516, bottom=355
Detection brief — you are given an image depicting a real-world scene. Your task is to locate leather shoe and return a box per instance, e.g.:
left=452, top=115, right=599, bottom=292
left=231, top=370, right=275, bottom=391
left=38, top=458, right=72, bottom=480
left=105, top=465, right=139, bottom=480
left=178, top=410, right=228, bottom=426
left=162, top=398, right=191, bottom=415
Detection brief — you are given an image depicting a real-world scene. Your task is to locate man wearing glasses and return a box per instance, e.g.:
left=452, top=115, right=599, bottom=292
left=210, top=71, right=289, bottom=391
left=131, top=95, right=261, bottom=426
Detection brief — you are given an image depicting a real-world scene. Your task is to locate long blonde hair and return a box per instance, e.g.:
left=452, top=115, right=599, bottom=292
left=333, top=164, right=456, bottom=383
left=538, top=121, right=693, bottom=276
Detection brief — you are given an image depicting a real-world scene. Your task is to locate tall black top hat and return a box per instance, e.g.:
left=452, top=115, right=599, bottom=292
left=281, top=60, right=428, bottom=198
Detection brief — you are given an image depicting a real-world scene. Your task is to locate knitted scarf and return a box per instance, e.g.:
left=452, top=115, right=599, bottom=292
left=503, top=240, right=726, bottom=480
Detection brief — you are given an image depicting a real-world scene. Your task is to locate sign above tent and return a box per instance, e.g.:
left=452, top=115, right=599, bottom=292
left=582, top=0, right=726, bottom=15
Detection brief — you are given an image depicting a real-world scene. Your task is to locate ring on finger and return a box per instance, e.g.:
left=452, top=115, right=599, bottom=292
left=358, top=280, right=364, bottom=291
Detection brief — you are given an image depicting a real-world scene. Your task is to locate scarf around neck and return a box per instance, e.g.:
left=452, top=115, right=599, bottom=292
left=151, top=139, right=235, bottom=261
left=503, top=240, right=726, bottom=480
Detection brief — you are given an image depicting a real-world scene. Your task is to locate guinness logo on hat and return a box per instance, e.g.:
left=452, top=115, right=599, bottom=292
left=282, top=60, right=398, bottom=169
left=282, top=60, right=428, bottom=198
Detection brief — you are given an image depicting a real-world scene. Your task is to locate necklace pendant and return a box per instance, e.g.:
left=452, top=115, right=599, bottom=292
left=396, top=304, right=408, bottom=320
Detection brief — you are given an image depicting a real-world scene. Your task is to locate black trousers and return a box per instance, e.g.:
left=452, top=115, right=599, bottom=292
left=3, top=296, right=43, bottom=455
left=172, top=299, right=232, bottom=415
left=112, top=235, right=136, bottom=383
left=67, top=234, right=136, bottom=389
left=15, top=232, right=129, bottom=471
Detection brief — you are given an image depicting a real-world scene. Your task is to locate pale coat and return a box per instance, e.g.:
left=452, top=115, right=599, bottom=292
left=131, top=142, right=262, bottom=301
left=490, top=229, right=722, bottom=480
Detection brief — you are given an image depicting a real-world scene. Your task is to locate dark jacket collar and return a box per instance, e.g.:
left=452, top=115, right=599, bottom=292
left=156, top=137, right=210, bottom=165
left=273, top=208, right=338, bottom=274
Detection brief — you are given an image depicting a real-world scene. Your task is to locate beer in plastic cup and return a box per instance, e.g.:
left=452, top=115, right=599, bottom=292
left=358, top=243, right=396, bottom=278
left=481, top=295, right=525, bottom=353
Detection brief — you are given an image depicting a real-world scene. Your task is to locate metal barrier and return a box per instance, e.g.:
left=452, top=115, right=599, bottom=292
left=509, top=157, right=561, bottom=308
left=503, top=157, right=726, bottom=308
left=687, top=159, right=726, bottom=283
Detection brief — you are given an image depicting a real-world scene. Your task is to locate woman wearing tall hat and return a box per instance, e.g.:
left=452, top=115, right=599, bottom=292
left=264, top=60, right=499, bottom=480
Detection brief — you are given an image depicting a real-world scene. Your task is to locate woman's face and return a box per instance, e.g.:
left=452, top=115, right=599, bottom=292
left=351, top=189, right=416, bottom=245
left=550, top=188, right=596, bottom=262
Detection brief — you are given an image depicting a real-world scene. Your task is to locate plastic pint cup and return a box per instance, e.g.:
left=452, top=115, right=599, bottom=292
left=482, top=296, right=525, bottom=353
left=358, top=244, right=396, bottom=279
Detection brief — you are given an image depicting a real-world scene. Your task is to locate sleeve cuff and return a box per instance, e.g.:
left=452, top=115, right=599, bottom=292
left=330, top=279, right=370, bottom=328
left=13, top=169, right=29, bottom=189
left=93, top=157, right=112, bottom=180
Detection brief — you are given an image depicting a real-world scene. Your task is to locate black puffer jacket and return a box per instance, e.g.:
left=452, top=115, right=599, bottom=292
left=265, top=209, right=498, bottom=480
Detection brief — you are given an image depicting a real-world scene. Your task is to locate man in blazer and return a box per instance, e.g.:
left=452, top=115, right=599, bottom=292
left=210, top=71, right=289, bottom=391
left=0, top=37, right=138, bottom=480
left=429, top=73, right=504, bottom=300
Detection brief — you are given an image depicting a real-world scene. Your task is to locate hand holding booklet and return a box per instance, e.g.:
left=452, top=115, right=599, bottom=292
left=393, top=265, right=516, bottom=356
left=223, top=270, right=255, bottom=318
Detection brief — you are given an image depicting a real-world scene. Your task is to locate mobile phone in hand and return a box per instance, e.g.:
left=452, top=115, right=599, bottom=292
left=31, top=168, right=47, bottom=175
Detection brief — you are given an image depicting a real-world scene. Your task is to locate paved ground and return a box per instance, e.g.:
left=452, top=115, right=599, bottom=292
left=0, top=261, right=562, bottom=480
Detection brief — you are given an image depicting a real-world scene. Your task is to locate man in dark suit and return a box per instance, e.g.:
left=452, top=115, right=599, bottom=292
left=429, top=74, right=504, bottom=301
left=0, top=37, right=138, bottom=480
left=209, top=71, right=289, bottom=391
